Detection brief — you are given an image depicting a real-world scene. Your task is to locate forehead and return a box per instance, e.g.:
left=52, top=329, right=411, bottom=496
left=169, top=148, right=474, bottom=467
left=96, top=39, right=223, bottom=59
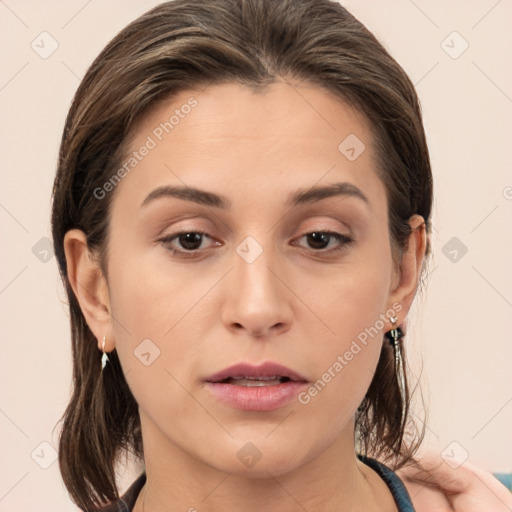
left=131, top=80, right=371, bottom=148
left=109, top=80, right=383, bottom=215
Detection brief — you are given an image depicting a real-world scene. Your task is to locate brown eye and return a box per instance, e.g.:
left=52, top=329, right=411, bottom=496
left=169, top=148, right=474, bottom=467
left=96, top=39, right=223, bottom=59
left=159, top=231, right=219, bottom=258
left=295, top=231, right=353, bottom=252
left=306, top=232, right=330, bottom=249
left=177, top=232, right=203, bottom=250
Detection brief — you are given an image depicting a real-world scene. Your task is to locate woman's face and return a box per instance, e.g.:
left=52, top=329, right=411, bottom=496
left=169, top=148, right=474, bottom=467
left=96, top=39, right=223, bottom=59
left=99, top=81, right=415, bottom=476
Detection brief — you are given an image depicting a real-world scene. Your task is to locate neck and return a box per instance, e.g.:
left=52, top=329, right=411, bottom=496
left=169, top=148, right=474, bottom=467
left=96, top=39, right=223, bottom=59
left=134, top=414, right=397, bottom=512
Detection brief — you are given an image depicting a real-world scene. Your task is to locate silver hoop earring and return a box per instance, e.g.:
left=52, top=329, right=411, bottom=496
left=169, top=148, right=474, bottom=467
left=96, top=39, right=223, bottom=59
left=101, top=336, right=110, bottom=370
left=384, top=316, right=406, bottom=419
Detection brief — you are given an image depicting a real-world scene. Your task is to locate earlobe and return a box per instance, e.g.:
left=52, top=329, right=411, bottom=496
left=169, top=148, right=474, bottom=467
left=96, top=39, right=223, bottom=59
left=63, top=229, right=113, bottom=351
left=388, top=215, right=427, bottom=320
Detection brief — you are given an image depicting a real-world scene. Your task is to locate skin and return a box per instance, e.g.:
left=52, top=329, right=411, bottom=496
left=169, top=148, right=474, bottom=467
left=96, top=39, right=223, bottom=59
left=64, top=80, right=427, bottom=512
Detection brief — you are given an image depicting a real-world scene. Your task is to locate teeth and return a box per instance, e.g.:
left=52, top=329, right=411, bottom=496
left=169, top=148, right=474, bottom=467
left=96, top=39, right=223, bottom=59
left=226, top=377, right=283, bottom=387
left=230, top=375, right=280, bottom=381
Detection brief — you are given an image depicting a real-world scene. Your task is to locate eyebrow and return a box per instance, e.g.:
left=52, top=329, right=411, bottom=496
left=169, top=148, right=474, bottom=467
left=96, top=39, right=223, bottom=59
left=141, top=184, right=230, bottom=209
left=287, top=182, right=369, bottom=207
left=140, top=181, right=369, bottom=210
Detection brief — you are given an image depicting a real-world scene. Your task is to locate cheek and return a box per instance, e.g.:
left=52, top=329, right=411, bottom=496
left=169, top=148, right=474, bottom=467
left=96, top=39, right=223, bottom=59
left=106, top=249, right=220, bottom=398
left=305, top=250, right=391, bottom=348
left=107, top=246, right=214, bottom=337
left=105, top=258, right=204, bottom=420
left=295, top=253, right=392, bottom=415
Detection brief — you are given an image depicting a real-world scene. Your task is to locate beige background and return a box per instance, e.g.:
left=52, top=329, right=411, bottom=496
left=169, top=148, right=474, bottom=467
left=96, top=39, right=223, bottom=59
left=1, top=0, right=511, bottom=509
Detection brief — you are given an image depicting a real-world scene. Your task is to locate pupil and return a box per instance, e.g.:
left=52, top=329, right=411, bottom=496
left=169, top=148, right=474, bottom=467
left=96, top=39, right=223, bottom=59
left=307, top=232, right=329, bottom=249
left=179, top=232, right=202, bottom=250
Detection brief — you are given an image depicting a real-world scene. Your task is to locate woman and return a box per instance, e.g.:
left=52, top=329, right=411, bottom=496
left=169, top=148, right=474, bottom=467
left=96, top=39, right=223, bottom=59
left=51, top=1, right=511, bottom=510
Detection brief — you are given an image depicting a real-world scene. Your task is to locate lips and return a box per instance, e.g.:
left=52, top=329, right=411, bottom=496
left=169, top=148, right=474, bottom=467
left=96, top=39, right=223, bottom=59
left=204, top=362, right=309, bottom=411
left=205, top=361, right=309, bottom=384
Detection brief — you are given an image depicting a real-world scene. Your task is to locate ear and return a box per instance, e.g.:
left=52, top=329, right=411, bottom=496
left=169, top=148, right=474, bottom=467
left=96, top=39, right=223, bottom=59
left=387, top=215, right=427, bottom=324
left=63, top=229, right=114, bottom=352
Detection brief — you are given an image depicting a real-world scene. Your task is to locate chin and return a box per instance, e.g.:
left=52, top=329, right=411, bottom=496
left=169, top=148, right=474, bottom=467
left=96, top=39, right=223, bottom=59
left=201, top=435, right=312, bottom=479
left=219, top=454, right=304, bottom=480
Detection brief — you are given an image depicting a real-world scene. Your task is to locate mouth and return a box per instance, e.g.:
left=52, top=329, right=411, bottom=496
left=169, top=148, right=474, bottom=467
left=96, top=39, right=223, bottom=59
left=204, top=362, right=309, bottom=411
left=205, top=361, right=309, bottom=385
left=216, top=376, right=293, bottom=387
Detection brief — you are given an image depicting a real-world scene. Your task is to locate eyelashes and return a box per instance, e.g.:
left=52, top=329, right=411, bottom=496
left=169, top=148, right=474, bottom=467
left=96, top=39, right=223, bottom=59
left=158, top=230, right=354, bottom=259
left=293, top=231, right=353, bottom=252
left=158, top=231, right=217, bottom=259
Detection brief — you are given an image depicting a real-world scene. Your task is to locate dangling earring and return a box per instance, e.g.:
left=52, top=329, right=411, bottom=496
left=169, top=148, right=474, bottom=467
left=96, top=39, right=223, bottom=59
left=384, top=316, right=406, bottom=419
left=101, top=336, right=110, bottom=370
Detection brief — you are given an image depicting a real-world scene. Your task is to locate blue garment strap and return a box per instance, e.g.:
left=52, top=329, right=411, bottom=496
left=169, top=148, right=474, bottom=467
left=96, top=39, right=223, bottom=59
left=358, top=454, right=416, bottom=511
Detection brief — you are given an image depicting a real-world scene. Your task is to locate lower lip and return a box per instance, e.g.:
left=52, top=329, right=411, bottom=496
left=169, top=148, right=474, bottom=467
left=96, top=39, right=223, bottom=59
left=205, top=381, right=308, bottom=411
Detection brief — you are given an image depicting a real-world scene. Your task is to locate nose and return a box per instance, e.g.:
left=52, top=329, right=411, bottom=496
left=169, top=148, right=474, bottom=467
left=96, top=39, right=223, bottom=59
left=221, top=242, right=293, bottom=338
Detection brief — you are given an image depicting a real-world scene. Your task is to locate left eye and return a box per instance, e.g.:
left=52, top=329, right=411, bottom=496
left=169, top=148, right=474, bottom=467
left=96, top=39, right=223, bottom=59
left=294, top=231, right=353, bottom=251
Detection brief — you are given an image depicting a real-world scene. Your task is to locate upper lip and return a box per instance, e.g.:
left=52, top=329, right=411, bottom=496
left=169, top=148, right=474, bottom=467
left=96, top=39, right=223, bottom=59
left=205, top=362, right=309, bottom=383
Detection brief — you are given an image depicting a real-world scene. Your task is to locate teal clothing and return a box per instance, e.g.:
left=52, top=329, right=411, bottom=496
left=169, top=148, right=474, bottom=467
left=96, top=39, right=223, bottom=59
left=494, top=472, right=512, bottom=491
left=358, top=455, right=415, bottom=511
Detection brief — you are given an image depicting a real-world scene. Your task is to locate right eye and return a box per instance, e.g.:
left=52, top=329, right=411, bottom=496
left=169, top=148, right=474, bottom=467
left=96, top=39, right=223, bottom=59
left=158, top=231, right=221, bottom=258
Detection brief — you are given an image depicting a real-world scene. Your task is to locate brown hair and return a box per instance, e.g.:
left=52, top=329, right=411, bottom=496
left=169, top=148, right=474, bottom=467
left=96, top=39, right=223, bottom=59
left=51, top=0, right=432, bottom=509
